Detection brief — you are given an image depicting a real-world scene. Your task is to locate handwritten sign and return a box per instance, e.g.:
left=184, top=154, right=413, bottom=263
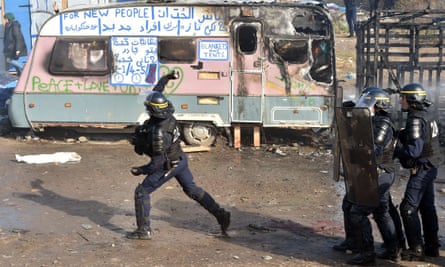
left=55, top=6, right=229, bottom=37
left=111, top=36, right=158, bottom=86
left=198, top=40, right=229, bottom=61
left=31, top=76, right=146, bottom=94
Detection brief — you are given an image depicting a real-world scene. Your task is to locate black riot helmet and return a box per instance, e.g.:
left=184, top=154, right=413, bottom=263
left=399, top=83, right=431, bottom=110
left=356, top=87, right=392, bottom=112
left=144, top=91, right=170, bottom=119
left=361, top=86, right=379, bottom=96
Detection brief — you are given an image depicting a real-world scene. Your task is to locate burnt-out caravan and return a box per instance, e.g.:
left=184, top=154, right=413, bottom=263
left=7, top=0, right=338, bottom=146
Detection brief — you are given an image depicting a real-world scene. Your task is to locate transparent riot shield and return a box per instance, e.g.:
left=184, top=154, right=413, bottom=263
left=335, top=107, right=379, bottom=207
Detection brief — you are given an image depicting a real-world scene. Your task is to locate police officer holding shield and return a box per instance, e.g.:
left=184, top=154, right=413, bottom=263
left=334, top=88, right=405, bottom=263
left=127, top=72, right=230, bottom=240
left=350, top=88, right=400, bottom=265
left=339, top=88, right=401, bottom=265
left=394, top=83, right=440, bottom=261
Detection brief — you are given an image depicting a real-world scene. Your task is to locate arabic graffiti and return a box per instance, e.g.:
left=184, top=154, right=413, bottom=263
left=60, top=6, right=229, bottom=37
left=111, top=36, right=158, bottom=86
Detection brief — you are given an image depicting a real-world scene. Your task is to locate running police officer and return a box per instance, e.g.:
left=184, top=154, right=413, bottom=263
left=127, top=72, right=230, bottom=240
left=394, top=83, right=440, bottom=261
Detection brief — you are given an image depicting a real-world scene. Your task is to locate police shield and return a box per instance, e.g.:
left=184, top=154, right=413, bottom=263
left=335, top=107, right=379, bottom=207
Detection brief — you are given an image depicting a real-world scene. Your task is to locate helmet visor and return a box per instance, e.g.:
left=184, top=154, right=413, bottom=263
left=356, top=94, right=376, bottom=109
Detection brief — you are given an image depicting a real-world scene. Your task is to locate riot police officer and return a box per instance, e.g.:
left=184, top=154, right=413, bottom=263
left=127, top=73, right=230, bottom=240
left=345, top=88, right=400, bottom=265
left=334, top=87, right=405, bottom=261
left=394, top=83, right=440, bottom=261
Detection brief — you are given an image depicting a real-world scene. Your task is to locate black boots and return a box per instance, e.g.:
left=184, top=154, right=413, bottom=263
left=424, top=236, right=440, bottom=257
left=193, top=190, right=231, bottom=235
left=333, top=240, right=358, bottom=253
left=126, top=226, right=152, bottom=240
left=401, top=246, right=425, bottom=261
left=215, top=209, right=231, bottom=235
left=377, top=247, right=400, bottom=262
left=377, top=240, right=404, bottom=262
left=424, top=245, right=440, bottom=257
left=347, top=251, right=376, bottom=266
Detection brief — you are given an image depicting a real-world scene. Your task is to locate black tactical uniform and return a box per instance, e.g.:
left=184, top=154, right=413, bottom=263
left=334, top=88, right=405, bottom=262
left=338, top=88, right=401, bottom=265
left=394, top=83, right=440, bottom=261
left=127, top=73, right=230, bottom=240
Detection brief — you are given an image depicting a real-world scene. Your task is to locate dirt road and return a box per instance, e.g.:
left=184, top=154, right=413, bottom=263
left=0, top=126, right=444, bottom=267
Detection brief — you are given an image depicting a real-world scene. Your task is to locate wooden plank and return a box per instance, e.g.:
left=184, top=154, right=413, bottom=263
left=182, top=146, right=211, bottom=153
left=233, top=125, right=241, bottom=149
left=253, top=126, right=260, bottom=147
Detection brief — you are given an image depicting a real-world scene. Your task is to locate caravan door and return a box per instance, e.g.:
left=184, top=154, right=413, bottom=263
left=231, top=21, right=263, bottom=123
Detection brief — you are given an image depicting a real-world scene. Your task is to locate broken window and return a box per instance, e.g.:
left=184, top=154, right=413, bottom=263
left=309, top=39, right=332, bottom=83
left=49, top=37, right=110, bottom=75
left=158, top=38, right=196, bottom=63
left=237, top=25, right=257, bottom=54
left=292, top=12, right=329, bottom=36
left=270, top=39, right=308, bottom=64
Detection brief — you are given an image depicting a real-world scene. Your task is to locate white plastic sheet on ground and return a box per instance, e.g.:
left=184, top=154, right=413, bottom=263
left=15, top=152, right=81, bottom=164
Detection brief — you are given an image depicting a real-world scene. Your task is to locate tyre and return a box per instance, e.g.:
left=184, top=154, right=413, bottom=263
left=181, top=123, right=217, bottom=146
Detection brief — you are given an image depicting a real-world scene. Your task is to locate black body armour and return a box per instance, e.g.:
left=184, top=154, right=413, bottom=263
left=405, top=110, right=440, bottom=166
left=132, top=115, right=182, bottom=161
left=373, top=114, right=396, bottom=172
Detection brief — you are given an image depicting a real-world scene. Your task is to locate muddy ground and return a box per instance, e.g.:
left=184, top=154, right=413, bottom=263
left=0, top=123, right=445, bottom=267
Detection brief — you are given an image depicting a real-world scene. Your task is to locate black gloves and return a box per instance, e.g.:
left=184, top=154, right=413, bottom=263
left=130, top=167, right=145, bottom=176
left=167, top=70, right=179, bottom=80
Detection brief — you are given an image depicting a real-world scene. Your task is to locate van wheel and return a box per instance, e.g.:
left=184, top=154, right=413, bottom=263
left=182, top=123, right=217, bottom=147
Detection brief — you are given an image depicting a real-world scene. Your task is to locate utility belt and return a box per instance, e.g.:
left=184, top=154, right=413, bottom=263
left=169, top=158, right=181, bottom=168
left=163, top=156, right=183, bottom=177
left=164, top=157, right=182, bottom=169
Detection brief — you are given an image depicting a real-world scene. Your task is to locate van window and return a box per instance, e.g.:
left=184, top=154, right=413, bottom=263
left=309, top=39, right=332, bottom=83
left=158, top=39, right=196, bottom=63
left=270, top=40, right=308, bottom=64
left=49, top=38, right=110, bottom=75
left=237, top=25, right=257, bottom=54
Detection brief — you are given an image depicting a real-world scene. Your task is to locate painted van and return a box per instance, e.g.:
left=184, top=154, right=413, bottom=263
left=7, top=0, right=338, bottom=146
